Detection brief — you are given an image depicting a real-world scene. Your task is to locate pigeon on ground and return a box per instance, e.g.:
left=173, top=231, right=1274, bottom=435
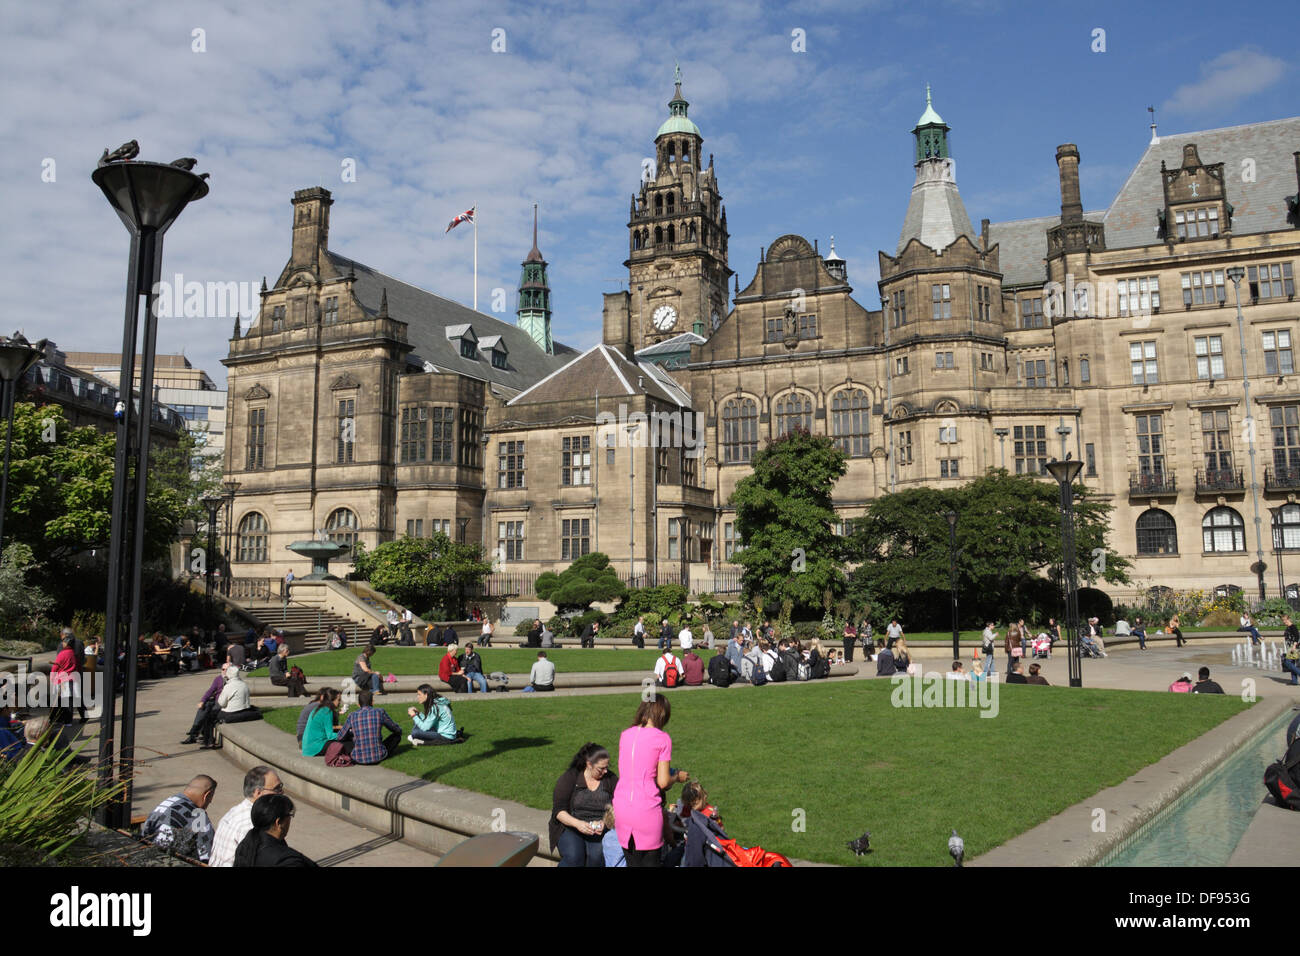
left=99, top=140, right=139, bottom=165
left=169, top=157, right=198, bottom=170
left=949, top=829, right=964, bottom=867
left=846, top=831, right=871, bottom=856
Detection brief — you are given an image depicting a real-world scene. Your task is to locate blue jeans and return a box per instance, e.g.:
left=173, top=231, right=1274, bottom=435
left=357, top=672, right=381, bottom=693
left=1283, top=659, right=1300, bottom=685
left=1239, top=626, right=1261, bottom=645
left=659, top=635, right=670, bottom=651
left=983, top=652, right=996, bottom=676
left=557, top=827, right=605, bottom=867
left=466, top=672, right=489, bottom=693
left=1134, top=629, right=1147, bottom=649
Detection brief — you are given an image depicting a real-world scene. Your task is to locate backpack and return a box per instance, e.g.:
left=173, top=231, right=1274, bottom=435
left=662, top=654, right=680, bottom=688
left=708, top=654, right=732, bottom=688
left=1264, top=738, right=1300, bottom=810
left=768, top=654, right=787, bottom=682
left=750, top=654, right=768, bottom=686
left=779, top=651, right=804, bottom=681
left=813, top=656, right=830, bottom=680
left=796, top=661, right=812, bottom=682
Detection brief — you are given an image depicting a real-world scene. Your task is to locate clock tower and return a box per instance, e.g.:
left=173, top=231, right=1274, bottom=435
left=625, top=66, right=730, bottom=349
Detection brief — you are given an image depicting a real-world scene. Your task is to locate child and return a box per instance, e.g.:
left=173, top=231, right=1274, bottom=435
left=600, top=805, right=625, bottom=868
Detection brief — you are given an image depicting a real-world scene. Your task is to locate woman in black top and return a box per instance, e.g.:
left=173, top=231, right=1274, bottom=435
left=551, top=743, right=618, bottom=867
left=234, top=794, right=316, bottom=867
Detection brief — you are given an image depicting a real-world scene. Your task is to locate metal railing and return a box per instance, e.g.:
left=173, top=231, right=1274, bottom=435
left=1266, top=465, right=1300, bottom=492
left=1129, top=471, right=1177, bottom=495
left=1195, top=468, right=1245, bottom=493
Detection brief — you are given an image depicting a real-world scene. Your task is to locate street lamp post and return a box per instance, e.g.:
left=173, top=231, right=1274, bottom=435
left=0, top=333, right=47, bottom=555
left=1046, top=457, right=1085, bottom=687
left=201, top=494, right=222, bottom=623
left=994, top=427, right=1009, bottom=470
left=221, top=479, right=240, bottom=596
left=1228, top=265, right=1266, bottom=600
left=92, top=146, right=208, bottom=828
left=945, top=511, right=959, bottom=661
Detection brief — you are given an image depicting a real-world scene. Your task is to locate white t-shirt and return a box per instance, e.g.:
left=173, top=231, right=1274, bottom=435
left=387, top=610, right=399, bottom=625
left=945, top=671, right=968, bottom=681
left=481, top=622, right=493, bottom=636
left=1114, top=620, right=1131, bottom=636
left=887, top=622, right=903, bottom=640
left=654, top=653, right=684, bottom=682
left=678, top=628, right=693, bottom=650
left=634, top=621, right=646, bottom=636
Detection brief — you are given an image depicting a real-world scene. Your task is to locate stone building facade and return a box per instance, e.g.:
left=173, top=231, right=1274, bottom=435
left=222, top=75, right=1300, bottom=603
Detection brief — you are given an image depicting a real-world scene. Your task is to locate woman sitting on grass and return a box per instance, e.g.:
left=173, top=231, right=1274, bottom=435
left=892, top=637, right=912, bottom=675
left=407, top=684, right=465, bottom=746
left=302, top=688, right=341, bottom=757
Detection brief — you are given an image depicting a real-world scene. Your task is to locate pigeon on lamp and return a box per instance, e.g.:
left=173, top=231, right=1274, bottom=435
left=949, top=829, right=964, bottom=867
left=846, top=831, right=871, bottom=856
left=169, top=157, right=198, bottom=170
left=99, top=140, right=139, bottom=166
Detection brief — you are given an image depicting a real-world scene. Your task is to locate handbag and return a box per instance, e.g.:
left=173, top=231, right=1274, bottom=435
left=1011, top=646, right=1023, bottom=658
left=323, top=738, right=354, bottom=767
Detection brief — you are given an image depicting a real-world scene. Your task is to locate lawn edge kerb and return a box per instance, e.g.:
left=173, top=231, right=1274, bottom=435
left=256, top=682, right=1253, bottom=867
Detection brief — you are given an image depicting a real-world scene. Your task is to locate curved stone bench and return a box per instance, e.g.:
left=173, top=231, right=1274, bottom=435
left=219, top=719, right=560, bottom=865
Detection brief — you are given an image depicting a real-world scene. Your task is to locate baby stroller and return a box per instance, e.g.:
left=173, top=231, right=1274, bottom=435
left=683, top=807, right=792, bottom=867
left=1030, top=634, right=1051, bottom=659
left=1079, top=633, right=1104, bottom=658
left=487, top=671, right=511, bottom=693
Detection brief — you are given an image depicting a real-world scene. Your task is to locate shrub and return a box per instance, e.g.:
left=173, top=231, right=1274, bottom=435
left=0, top=735, right=123, bottom=864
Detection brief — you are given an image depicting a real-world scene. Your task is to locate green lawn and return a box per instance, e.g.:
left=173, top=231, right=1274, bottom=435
left=265, top=680, right=1250, bottom=866
left=295, top=646, right=721, bottom=677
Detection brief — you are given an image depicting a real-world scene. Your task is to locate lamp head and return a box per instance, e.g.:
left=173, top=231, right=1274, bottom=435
left=1045, top=457, right=1084, bottom=486
left=1225, top=266, right=1245, bottom=283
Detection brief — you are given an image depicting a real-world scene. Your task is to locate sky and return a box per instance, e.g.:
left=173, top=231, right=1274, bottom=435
left=2, top=0, right=1296, bottom=390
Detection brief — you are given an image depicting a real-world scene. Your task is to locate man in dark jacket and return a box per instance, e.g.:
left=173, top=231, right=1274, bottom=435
left=440, top=624, right=458, bottom=646
left=580, top=620, right=600, bottom=648
left=233, top=794, right=316, bottom=867
left=659, top=620, right=674, bottom=651
left=524, top=619, right=543, bottom=648
left=1191, top=666, right=1224, bottom=694
left=875, top=646, right=897, bottom=677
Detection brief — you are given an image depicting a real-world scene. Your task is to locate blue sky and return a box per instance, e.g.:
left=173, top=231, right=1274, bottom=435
left=1, top=0, right=1295, bottom=388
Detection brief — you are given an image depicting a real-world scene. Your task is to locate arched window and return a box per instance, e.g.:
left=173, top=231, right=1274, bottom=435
left=722, top=398, right=758, bottom=463
left=1203, top=506, right=1245, bottom=553
left=1135, top=509, right=1178, bottom=555
left=667, top=223, right=676, bottom=244
left=666, top=191, right=675, bottom=214
left=831, top=389, right=870, bottom=457
left=654, top=226, right=663, bottom=245
left=1273, top=503, right=1300, bottom=549
left=1213, top=583, right=1243, bottom=599
left=682, top=142, right=691, bottom=165
left=774, top=393, right=812, bottom=438
left=632, top=232, right=641, bottom=251
left=325, top=507, right=359, bottom=549
left=237, top=512, right=269, bottom=563
left=654, top=194, right=663, bottom=214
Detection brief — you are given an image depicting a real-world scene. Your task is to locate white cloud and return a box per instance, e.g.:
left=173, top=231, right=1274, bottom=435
left=1162, top=47, right=1287, bottom=116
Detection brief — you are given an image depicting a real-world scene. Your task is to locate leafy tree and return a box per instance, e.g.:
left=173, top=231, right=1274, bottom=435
left=535, top=552, right=627, bottom=614
left=2, top=403, right=208, bottom=620
left=847, top=469, right=1130, bottom=628
left=351, top=533, right=492, bottom=618
left=729, top=428, right=848, bottom=618
left=0, top=543, right=54, bottom=646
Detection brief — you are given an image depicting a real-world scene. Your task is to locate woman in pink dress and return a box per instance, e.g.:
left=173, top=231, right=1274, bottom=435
left=612, top=697, right=688, bottom=867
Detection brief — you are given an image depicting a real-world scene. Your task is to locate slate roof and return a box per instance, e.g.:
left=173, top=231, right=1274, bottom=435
left=635, top=331, right=706, bottom=357
left=507, top=344, right=691, bottom=408
left=988, top=211, right=1105, bottom=288
left=897, top=164, right=977, bottom=254
left=1102, top=117, right=1300, bottom=250
left=325, top=251, right=576, bottom=391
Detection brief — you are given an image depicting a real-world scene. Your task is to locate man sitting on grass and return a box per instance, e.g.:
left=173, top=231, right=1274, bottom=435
left=529, top=651, right=556, bottom=692
left=336, top=690, right=403, bottom=764
left=1191, top=666, right=1224, bottom=694
left=682, top=648, right=705, bottom=686
left=1006, top=661, right=1028, bottom=684
left=655, top=648, right=684, bottom=688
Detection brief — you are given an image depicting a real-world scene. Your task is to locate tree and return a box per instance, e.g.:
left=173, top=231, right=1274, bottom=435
left=847, top=469, right=1131, bottom=628
left=535, top=552, right=627, bottom=614
left=351, top=533, right=492, bottom=618
left=729, top=428, right=848, bottom=618
left=2, top=403, right=208, bottom=619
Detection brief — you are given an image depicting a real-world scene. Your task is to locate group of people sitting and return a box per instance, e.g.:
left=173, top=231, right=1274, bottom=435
left=296, top=684, right=466, bottom=764
left=141, top=766, right=315, bottom=866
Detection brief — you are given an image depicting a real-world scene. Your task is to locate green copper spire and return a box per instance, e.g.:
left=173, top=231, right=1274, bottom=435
left=912, top=84, right=950, bottom=163
left=517, top=203, right=553, bottom=354
left=656, top=64, right=701, bottom=139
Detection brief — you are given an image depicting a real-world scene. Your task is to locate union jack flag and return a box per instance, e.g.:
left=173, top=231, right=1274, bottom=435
left=445, top=207, right=475, bottom=233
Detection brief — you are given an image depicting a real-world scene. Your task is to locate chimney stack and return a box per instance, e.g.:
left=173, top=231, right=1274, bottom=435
left=980, top=218, right=990, bottom=252
left=1055, top=144, right=1083, bottom=223
left=602, top=290, right=635, bottom=360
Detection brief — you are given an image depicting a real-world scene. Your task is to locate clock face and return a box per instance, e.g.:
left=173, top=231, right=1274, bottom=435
left=652, top=305, right=678, bottom=331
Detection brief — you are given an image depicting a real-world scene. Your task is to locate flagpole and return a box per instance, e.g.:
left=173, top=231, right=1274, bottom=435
left=473, top=204, right=478, bottom=312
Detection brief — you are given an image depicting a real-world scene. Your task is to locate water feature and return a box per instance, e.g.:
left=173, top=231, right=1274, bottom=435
left=1102, top=708, right=1294, bottom=866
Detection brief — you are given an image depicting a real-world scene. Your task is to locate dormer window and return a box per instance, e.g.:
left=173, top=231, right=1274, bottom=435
left=491, top=349, right=507, bottom=369
left=460, top=339, right=476, bottom=359
left=447, top=324, right=478, bottom=359
left=1175, top=206, right=1219, bottom=239
left=479, top=335, right=508, bottom=370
